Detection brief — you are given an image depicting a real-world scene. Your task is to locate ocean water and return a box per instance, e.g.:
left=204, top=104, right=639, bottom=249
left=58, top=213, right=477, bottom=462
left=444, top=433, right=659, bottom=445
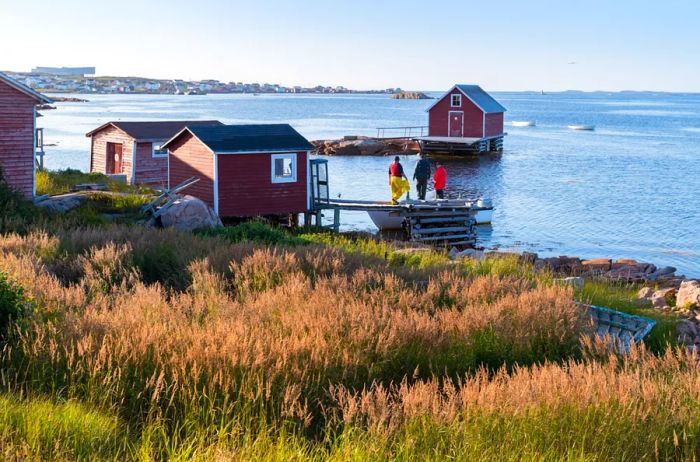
left=39, top=92, right=700, bottom=276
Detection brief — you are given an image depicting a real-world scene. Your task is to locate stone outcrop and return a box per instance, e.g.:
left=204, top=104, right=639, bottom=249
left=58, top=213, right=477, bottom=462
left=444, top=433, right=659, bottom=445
left=35, top=193, right=87, bottom=213
left=159, top=195, right=222, bottom=232
left=391, top=91, right=433, bottom=100
left=312, top=137, right=421, bottom=156
left=677, top=280, right=700, bottom=309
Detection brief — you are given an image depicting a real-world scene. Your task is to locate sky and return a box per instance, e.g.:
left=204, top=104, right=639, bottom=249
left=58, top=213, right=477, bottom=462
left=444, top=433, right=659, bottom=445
left=1, top=0, right=699, bottom=92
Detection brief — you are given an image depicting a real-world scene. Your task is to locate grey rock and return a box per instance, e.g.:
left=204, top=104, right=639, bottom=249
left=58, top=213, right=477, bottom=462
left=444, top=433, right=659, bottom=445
left=36, top=194, right=86, bottom=213
left=159, top=195, right=222, bottom=232
left=555, top=276, right=585, bottom=289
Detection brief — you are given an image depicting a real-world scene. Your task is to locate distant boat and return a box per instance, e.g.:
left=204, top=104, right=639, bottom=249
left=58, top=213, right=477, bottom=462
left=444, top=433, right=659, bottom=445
left=568, top=124, right=595, bottom=131
left=511, top=121, right=536, bottom=127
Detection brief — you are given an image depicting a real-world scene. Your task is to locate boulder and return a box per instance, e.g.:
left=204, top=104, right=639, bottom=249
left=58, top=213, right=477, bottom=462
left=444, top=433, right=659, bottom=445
left=159, top=195, right=222, bottom=232
left=520, top=251, right=538, bottom=264
left=332, top=141, right=362, bottom=156
left=354, top=139, right=384, bottom=155
left=637, top=287, right=654, bottom=300
left=677, top=280, right=700, bottom=309
left=457, top=249, right=485, bottom=260
left=582, top=258, right=612, bottom=273
left=648, top=266, right=677, bottom=281
left=36, top=193, right=86, bottom=213
left=604, top=264, right=650, bottom=282
left=650, top=294, right=669, bottom=309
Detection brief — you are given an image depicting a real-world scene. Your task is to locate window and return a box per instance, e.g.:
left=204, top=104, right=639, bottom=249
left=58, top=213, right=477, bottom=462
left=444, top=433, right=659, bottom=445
left=271, top=153, right=297, bottom=183
left=451, top=94, right=461, bottom=107
left=152, top=141, right=168, bottom=158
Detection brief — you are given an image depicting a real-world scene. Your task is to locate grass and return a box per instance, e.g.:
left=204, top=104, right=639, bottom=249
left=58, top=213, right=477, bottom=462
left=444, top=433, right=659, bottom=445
left=0, top=170, right=695, bottom=460
left=36, top=169, right=153, bottom=197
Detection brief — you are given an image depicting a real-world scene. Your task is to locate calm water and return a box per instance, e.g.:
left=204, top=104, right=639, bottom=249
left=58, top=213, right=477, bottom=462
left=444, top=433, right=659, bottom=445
left=40, top=92, right=700, bottom=276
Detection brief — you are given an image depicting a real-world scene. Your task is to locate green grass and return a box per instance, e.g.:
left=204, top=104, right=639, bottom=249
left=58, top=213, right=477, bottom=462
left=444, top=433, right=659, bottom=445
left=36, top=169, right=153, bottom=196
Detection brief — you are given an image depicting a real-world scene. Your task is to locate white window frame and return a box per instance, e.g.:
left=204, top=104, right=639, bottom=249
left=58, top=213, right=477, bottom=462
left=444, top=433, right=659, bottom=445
left=152, top=141, right=168, bottom=158
left=451, top=93, right=462, bottom=107
left=271, top=153, right=297, bottom=183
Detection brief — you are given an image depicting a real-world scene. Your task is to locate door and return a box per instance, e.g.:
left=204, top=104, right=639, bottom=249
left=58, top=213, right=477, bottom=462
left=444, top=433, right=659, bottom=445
left=107, top=143, right=123, bottom=174
left=449, top=111, right=463, bottom=137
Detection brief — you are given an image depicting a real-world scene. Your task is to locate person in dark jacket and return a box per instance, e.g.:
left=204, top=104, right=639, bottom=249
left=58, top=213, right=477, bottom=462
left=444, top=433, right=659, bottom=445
left=412, top=152, right=431, bottom=200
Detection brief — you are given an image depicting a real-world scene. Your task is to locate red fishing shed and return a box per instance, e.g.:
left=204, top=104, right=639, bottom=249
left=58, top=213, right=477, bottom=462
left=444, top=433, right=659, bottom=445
left=162, top=124, right=315, bottom=217
left=419, top=84, right=506, bottom=154
left=86, top=120, right=223, bottom=186
left=0, top=71, right=52, bottom=198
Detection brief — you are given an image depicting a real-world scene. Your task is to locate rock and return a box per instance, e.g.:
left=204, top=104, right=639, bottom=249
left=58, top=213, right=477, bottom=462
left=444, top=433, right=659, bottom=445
left=582, top=258, right=612, bottom=272
left=159, top=195, right=222, bottom=232
left=391, top=91, right=433, bottom=100
left=520, top=251, right=538, bottom=264
left=354, top=139, right=384, bottom=155
left=448, top=247, right=459, bottom=259
left=650, top=294, right=669, bottom=309
left=604, top=264, right=650, bottom=282
left=555, top=277, right=585, bottom=289
left=36, top=193, right=86, bottom=213
left=637, top=287, right=654, bottom=300
left=676, top=319, right=698, bottom=338
left=677, top=280, right=700, bottom=309
left=332, top=141, right=362, bottom=156
left=648, top=266, right=677, bottom=281
left=457, top=249, right=485, bottom=260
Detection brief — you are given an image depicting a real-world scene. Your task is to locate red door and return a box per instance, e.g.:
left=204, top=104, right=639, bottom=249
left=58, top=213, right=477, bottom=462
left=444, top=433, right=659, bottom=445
left=449, top=112, right=463, bottom=137
left=107, top=143, right=123, bottom=174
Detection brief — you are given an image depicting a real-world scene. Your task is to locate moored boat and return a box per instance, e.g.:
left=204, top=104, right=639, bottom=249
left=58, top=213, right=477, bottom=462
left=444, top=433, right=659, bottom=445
left=568, top=124, right=595, bottom=131
left=367, top=198, right=494, bottom=230
left=511, top=120, right=536, bottom=127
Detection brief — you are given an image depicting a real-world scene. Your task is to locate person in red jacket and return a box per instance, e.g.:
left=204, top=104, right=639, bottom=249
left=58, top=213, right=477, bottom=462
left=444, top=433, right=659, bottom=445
left=433, top=162, right=447, bottom=199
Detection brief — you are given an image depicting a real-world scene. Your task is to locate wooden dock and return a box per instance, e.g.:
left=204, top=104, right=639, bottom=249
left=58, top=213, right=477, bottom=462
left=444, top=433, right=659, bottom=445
left=414, top=134, right=505, bottom=155
left=309, top=198, right=480, bottom=247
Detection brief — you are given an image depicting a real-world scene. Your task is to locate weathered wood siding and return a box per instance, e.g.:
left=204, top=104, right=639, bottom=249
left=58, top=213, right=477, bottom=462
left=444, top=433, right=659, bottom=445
left=217, top=151, right=308, bottom=217
left=0, top=81, right=36, bottom=198
left=135, top=141, right=168, bottom=187
left=484, top=112, right=504, bottom=137
left=168, top=132, right=215, bottom=207
left=89, top=126, right=135, bottom=183
left=428, top=89, right=485, bottom=138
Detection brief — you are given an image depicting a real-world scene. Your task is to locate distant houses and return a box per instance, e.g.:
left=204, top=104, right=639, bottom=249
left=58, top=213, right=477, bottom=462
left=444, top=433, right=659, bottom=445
left=0, top=72, right=52, bottom=199
left=85, top=120, right=223, bottom=186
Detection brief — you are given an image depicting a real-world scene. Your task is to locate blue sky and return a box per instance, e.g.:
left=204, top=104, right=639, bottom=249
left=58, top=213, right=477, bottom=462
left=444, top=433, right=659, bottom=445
left=1, top=0, right=699, bottom=91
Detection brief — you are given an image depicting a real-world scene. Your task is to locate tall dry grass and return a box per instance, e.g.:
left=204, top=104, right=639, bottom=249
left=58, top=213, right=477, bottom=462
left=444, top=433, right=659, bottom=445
left=2, top=224, right=693, bottom=459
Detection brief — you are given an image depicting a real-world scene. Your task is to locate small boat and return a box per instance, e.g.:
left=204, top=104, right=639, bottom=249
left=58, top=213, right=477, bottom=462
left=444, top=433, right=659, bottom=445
left=568, top=124, right=595, bottom=131
left=367, top=198, right=494, bottom=230
left=511, top=120, right=536, bottom=127
left=585, top=304, right=656, bottom=351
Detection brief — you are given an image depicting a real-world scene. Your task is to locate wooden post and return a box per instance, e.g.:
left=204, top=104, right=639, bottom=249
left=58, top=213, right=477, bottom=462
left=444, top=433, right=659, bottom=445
left=315, top=210, right=322, bottom=228
left=333, top=208, right=340, bottom=232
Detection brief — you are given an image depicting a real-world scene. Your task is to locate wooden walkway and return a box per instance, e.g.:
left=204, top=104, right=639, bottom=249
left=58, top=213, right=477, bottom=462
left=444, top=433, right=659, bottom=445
left=310, top=198, right=483, bottom=247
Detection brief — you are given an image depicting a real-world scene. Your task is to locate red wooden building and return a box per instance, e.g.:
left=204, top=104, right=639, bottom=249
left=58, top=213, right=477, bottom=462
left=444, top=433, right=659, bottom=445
left=0, top=72, right=52, bottom=198
left=162, top=124, right=314, bottom=217
left=419, top=84, right=506, bottom=154
left=86, top=120, right=222, bottom=186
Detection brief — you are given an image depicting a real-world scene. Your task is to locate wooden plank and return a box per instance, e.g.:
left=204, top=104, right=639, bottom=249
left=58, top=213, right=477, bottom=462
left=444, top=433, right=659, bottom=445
left=412, top=226, right=472, bottom=234
left=413, top=233, right=474, bottom=242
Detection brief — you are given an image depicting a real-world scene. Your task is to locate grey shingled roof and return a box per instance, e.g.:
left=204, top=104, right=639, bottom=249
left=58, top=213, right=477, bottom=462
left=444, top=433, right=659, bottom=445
left=86, top=120, right=223, bottom=139
left=173, top=124, right=314, bottom=153
left=454, top=85, right=506, bottom=113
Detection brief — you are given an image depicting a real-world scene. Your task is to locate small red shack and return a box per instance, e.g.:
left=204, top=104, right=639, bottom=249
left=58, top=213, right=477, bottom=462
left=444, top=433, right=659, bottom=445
left=162, top=124, right=315, bottom=217
left=86, top=120, right=223, bottom=186
left=420, top=84, right=506, bottom=154
left=0, top=71, right=52, bottom=199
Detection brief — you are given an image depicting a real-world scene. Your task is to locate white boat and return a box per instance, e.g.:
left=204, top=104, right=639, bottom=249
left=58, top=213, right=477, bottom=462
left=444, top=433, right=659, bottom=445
left=568, top=124, right=595, bottom=131
left=367, top=198, right=494, bottom=230
left=511, top=120, right=536, bottom=127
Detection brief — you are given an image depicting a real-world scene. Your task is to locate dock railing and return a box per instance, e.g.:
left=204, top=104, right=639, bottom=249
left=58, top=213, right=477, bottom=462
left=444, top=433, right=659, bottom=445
left=375, top=126, right=428, bottom=139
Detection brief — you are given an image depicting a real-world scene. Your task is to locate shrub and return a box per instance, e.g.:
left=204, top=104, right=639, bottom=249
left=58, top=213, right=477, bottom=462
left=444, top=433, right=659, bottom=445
left=0, top=271, right=32, bottom=338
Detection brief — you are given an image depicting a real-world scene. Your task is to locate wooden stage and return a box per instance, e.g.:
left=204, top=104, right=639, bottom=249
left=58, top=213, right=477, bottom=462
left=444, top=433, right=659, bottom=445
left=414, top=134, right=505, bottom=154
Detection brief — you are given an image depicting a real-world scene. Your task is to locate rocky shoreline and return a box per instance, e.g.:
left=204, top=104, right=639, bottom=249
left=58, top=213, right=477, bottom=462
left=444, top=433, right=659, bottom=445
left=312, top=136, right=420, bottom=156
left=444, top=248, right=700, bottom=350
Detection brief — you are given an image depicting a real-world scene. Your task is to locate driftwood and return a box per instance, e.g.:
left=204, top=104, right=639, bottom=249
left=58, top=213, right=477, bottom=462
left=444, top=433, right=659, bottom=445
left=141, top=177, right=200, bottom=216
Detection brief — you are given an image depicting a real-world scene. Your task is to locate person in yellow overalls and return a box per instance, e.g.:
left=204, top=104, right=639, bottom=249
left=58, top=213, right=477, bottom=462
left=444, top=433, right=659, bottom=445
left=388, top=156, right=410, bottom=204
